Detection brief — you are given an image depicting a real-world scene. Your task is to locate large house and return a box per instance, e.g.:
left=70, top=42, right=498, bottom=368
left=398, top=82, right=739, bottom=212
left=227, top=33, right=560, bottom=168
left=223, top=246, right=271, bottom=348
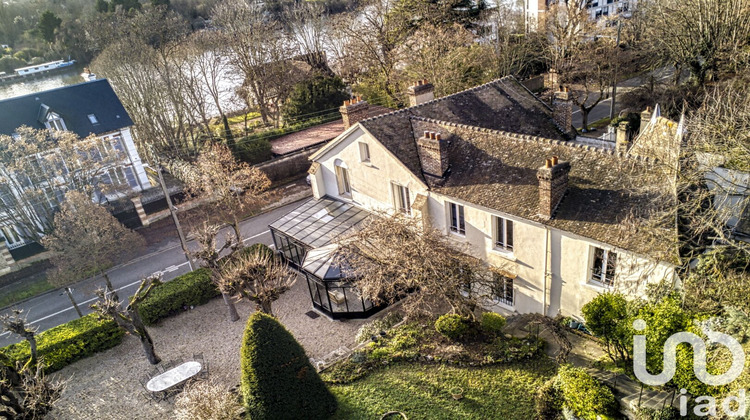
left=0, top=79, right=151, bottom=256
left=270, top=77, right=680, bottom=320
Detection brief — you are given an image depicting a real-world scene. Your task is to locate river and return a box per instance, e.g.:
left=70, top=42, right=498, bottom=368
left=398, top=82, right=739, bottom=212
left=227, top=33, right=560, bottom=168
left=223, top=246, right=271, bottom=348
left=0, top=65, right=87, bottom=100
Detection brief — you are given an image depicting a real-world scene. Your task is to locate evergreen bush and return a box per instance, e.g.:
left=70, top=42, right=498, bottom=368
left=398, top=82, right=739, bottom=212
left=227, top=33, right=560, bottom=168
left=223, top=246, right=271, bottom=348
left=241, top=312, right=337, bottom=420
left=480, top=312, right=507, bottom=335
left=138, top=268, right=219, bottom=325
left=557, top=365, right=620, bottom=420
left=435, top=314, right=471, bottom=341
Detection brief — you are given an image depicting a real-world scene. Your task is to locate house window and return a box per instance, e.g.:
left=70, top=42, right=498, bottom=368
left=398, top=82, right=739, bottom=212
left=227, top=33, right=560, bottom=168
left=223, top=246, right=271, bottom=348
left=392, top=183, right=410, bottom=215
left=591, top=247, right=617, bottom=286
left=494, top=216, right=513, bottom=251
left=88, top=114, right=99, bottom=124
left=46, top=114, right=66, bottom=131
left=123, top=167, right=139, bottom=188
left=1, top=226, right=21, bottom=246
left=359, top=142, right=370, bottom=163
left=491, top=273, right=514, bottom=306
left=449, top=202, right=465, bottom=235
left=334, top=160, right=351, bottom=196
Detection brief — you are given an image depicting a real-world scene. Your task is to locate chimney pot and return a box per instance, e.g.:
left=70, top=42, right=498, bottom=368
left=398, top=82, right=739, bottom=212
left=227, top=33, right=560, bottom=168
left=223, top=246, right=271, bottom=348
left=545, top=159, right=552, bottom=168
left=424, top=131, right=430, bottom=138
left=552, top=156, right=559, bottom=165
left=435, top=133, right=441, bottom=141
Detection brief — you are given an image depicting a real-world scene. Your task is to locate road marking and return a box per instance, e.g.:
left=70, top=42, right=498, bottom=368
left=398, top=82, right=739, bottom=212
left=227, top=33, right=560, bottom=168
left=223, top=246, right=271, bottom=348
left=242, top=230, right=270, bottom=243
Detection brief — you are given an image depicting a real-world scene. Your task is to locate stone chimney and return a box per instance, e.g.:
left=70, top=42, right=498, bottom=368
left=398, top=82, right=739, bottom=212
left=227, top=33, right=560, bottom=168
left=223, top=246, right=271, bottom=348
left=552, top=86, right=574, bottom=137
left=639, top=106, right=653, bottom=134
left=417, top=131, right=449, bottom=177
left=339, top=97, right=370, bottom=129
left=407, top=79, right=435, bottom=107
left=616, top=121, right=631, bottom=154
left=537, top=156, right=571, bottom=219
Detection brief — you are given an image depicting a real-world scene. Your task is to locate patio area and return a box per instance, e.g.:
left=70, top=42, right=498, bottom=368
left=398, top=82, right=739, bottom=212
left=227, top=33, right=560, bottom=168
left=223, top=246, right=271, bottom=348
left=47, top=274, right=367, bottom=419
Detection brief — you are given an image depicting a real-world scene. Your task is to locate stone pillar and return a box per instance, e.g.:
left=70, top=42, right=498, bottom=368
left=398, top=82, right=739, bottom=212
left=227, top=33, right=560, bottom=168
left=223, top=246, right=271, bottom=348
left=544, top=70, right=559, bottom=89
left=639, top=106, right=653, bottom=134
left=0, top=238, right=15, bottom=274
left=131, top=195, right=150, bottom=227
left=616, top=121, right=631, bottom=154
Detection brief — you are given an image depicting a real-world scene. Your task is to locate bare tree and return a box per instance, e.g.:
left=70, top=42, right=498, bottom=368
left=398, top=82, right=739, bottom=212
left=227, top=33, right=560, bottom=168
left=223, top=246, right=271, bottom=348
left=335, top=214, right=494, bottom=319
left=0, top=310, right=38, bottom=366
left=183, top=142, right=271, bottom=244
left=42, top=191, right=145, bottom=295
left=218, top=247, right=296, bottom=316
left=91, top=275, right=162, bottom=364
left=0, top=357, right=64, bottom=420
left=192, top=222, right=240, bottom=322
left=0, top=127, right=129, bottom=244
left=543, top=0, right=592, bottom=74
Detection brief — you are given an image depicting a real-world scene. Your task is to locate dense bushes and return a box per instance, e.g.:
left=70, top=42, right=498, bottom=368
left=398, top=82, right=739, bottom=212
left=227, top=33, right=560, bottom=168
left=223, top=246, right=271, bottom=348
left=138, top=268, right=219, bottom=325
left=241, top=312, right=337, bottom=420
left=557, top=365, right=620, bottom=420
left=355, top=311, right=404, bottom=343
left=480, top=312, right=506, bottom=335
left=281, top=75, right=349, bottom=123
left=535, top=378, right=563, bottom=420
left=435, top=314, right=471, bottom=340
left=0, top=313, right=124, bottom=373
left=232, top=137, right=272, bottom=165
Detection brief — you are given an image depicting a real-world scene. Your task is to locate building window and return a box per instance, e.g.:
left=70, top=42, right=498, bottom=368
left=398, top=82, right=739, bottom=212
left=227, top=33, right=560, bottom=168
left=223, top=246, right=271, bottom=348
left=491, top=273, right=514, bottom=306
left=359, top=142, right=370, bottom=163
left=591, top=247, right=617, bottom=286
left=334, top=162, right=351, bottom=196
left=123, top=167, right=139, bottom=188
left=392, top=183, right=410, bottom=215
left=1, top=225, right=21, bottom=246
left=494, top=216, right=513, bottom=251
left=46, top=113, right=66, bottom=131
left=88, top=114, right=99, bottom=124
left=449, top=202, right=465, bottom=235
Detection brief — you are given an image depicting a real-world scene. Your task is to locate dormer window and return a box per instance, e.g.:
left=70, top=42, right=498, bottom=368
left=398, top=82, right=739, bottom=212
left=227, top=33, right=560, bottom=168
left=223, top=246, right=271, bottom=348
left=88, top=114, right=99, bottom=124
left=45, top=112, right=66, bottom=131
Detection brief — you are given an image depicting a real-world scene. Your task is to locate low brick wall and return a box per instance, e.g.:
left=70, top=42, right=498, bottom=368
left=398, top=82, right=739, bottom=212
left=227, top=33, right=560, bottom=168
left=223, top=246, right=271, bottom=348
left=255, top=147, right=320, bottom=183
left=522, top=75, right=545, bottom=92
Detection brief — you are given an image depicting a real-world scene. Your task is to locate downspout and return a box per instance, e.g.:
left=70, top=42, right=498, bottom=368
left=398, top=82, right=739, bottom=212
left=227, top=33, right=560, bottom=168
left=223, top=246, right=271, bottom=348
left=542, top=226, right=550, bottom=317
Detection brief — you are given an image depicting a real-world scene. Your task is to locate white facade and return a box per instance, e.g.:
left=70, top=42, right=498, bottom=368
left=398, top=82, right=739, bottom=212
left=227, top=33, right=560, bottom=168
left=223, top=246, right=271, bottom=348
left=309, top=125, right=676, bottom=319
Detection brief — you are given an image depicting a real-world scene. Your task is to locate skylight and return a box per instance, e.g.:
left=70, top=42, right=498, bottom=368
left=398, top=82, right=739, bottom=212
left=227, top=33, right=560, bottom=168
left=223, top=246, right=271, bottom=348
left=88, top=114, right=99, bottom=124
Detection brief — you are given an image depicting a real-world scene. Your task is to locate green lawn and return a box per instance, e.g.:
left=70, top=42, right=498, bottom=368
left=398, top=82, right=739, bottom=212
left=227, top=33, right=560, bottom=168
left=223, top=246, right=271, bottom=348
left=0, top=275, right=54, bottom=308
left=330, top=359, right=557, bottom=420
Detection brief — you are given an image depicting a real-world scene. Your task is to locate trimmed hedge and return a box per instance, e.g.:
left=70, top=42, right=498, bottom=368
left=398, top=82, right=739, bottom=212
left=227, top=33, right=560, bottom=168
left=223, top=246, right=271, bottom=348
left=0, top=313, right=124, bottom=373
left=480, top=312, right=507, bottom=335
left=241, top=312, right=337, bottom=420
left=557, top=365, right=620, bottom=420
left=435, top=314, right=471, bottom=341
left=139, top=268, right=219, bottom=325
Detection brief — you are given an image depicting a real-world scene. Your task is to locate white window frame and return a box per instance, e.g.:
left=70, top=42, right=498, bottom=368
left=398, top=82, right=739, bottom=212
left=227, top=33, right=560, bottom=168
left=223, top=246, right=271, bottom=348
left=46, top=113, right=66, bottom=131
left=358, top=142, right=370, bottom=163
left=392, top=183, right=411, bottom=215
left=493, top=216, right=514, bottom=252
left=335, top=164, right=351, bottom=196
left=590, top=246, right=617, bottom=287
left=448, top=202, right=465, bottom=235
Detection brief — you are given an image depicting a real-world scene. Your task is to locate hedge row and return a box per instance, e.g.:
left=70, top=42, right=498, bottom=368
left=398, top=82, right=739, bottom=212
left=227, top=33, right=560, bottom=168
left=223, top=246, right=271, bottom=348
left=139, top=268, right=219, bottom=325
left=0, top=313, right=124, bottom=373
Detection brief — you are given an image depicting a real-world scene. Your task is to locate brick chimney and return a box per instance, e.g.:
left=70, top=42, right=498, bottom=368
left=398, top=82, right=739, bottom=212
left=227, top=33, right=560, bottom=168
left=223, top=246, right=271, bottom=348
left=537, top=156, right=571, bottom=219
left=616, top=121, right=631, bottom=153
left=407, top=79, right=435, bottom=107
left=340, top=97, right=370, bottom=129
left=639, top=106, right=653, bottom=134
left=552, top=86, right=574, bottom=137
left=417, top=131, right=449, bottom=177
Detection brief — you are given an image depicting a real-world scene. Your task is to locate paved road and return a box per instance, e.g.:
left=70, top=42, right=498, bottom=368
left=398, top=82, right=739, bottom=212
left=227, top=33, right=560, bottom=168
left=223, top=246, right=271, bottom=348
left=572, top=66, right=678, bottom=129
left=0, top=200, right=305, bottom=347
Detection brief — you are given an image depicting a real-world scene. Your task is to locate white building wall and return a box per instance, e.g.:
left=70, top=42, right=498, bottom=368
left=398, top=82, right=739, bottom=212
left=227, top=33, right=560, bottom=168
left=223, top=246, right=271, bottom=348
left=119, top=127, right=151, bottom=189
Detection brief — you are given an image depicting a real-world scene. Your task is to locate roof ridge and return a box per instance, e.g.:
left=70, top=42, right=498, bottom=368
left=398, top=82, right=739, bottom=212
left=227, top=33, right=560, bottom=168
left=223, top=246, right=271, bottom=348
left=411, top=116, right=658, bottom=164
left=358, top=76, right=518, bottom=125
left=0, top=79, right=108, bottom=103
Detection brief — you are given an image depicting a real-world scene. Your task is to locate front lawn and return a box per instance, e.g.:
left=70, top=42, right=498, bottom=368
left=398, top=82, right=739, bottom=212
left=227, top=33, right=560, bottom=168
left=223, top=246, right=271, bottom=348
left=330, top=359, right=557, bottom=420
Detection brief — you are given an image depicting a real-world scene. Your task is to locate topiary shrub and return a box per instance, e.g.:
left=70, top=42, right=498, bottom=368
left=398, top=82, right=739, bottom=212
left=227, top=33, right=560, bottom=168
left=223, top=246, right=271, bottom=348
left=435, top=314, right=471, bottom=341
left=480, top=312, right=506, bottom=335
left=138, top=268, right=219, bottom=325
left=557, top=365, right=620, bottom=420
left=0, top=313, right=124, bottom=373
left=535, top=378, right=563, bottom=420
left=633, top=407, right=680, bottom=420
left=241, top=312, right=337, bottom=420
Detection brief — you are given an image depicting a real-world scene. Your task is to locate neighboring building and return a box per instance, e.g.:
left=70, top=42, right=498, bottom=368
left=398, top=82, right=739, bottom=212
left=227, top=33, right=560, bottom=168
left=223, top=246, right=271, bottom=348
left=525, top=0, right=635, bottom=30
left=0, top=79, right=151, bottom=253
left=271, top=78, right=680, bottom=320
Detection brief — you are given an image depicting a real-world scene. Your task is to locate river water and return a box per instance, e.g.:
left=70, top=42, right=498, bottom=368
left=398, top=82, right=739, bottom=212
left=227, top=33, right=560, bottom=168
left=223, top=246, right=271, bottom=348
left=0, top=65, right=87, bottom=100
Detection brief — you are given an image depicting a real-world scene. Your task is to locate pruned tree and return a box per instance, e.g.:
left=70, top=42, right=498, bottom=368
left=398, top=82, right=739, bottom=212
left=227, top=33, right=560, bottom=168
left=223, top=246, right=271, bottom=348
left=0, top=310, right=37, bottom=366
left=193, top=222, right=240, bottom=322
left=0, top=355, right=64, bottom=420
left=0, top=127, right=129, bottom=244
left=183, top=142, right=271, bottom=244
left=218, top=245, right=296, bottom=316
left=41, top=191, right=145, bottom=295
left=91, top=275, right=162, bottom=364
left=335, top=214, right=494, bottom=319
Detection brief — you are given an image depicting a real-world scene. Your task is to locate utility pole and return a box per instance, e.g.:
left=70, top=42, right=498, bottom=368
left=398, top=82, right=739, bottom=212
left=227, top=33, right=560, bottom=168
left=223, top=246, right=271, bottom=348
left=157, top=165, right=194, bottom=271
left=609, top=19, right=622, bottom=120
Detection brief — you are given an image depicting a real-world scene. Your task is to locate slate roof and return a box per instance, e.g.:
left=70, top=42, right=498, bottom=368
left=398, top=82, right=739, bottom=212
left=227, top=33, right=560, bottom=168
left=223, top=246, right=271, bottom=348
left=360, top=77, right=566, bottom=183
left=349, top=76, right=677, bottom=259
left=0, top=79, right=133, bottom=138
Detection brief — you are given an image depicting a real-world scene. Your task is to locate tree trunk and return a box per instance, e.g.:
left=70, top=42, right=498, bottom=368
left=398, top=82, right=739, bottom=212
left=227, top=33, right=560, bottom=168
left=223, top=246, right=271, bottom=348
left=580, top=108, right=589, bottom=132
left=104, top=273, right=119, bottom=302
left=231, top=214, right=243, bottom=246
left=65, top=288, right=83, bottom=318
left=258, top=300, right=273, bottom=316
left=130, top=309, right=161, bottom=365
left=28, top=335, right=38, bottom=367
left=222, top=292, right=240, bottom=322
left=222, top=114, right=234, bottom=146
